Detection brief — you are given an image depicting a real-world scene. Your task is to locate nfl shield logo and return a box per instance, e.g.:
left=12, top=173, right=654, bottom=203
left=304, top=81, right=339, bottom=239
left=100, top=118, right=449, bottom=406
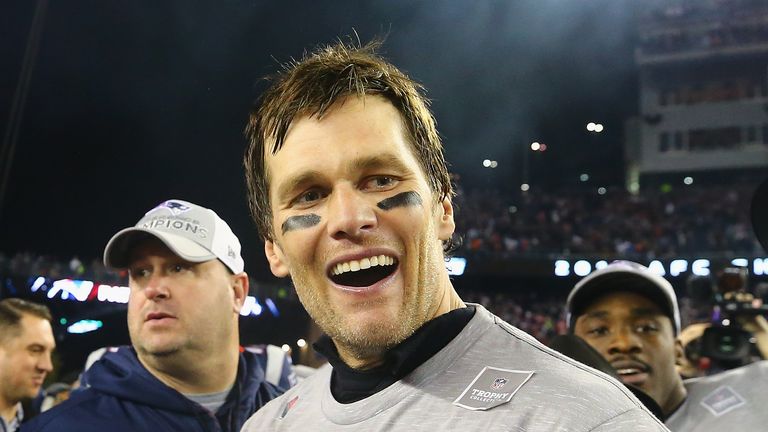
left=491, top=378, right=508, bottom=390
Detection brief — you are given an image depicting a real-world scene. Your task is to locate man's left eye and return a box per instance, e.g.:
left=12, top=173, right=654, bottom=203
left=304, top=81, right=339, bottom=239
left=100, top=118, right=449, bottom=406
left=365, top=176, right=397, bottom=189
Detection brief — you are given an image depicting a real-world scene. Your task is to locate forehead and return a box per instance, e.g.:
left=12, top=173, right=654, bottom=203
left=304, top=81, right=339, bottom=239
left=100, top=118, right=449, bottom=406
left=581, top=291, right=665, bottom=318
left=12, top=314, right=55, bottom=348
left=264, top=96, right=420, bottom=182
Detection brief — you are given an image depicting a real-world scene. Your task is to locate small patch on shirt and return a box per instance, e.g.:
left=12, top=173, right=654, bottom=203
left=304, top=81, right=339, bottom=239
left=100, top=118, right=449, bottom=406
left=453, top=366, right=534, bottom=411
left=700, top=385, right=746, bottom=417
left=279, top=395, right=299, bottom=419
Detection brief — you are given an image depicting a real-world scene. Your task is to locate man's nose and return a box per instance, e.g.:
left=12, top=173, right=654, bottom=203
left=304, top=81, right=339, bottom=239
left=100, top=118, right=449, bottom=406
left=325, top=185, right=377, bottom=241
left=143, top=272, right=171, bottom=300
left=38, top=351, right=54, bottom=373
left=607, top=327, right=643, bottom=355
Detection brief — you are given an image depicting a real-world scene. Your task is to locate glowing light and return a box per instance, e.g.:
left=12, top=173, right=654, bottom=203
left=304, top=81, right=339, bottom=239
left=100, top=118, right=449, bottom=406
left=574, top=260, right=591, bottom=277
left=539, top=144, right=547, bottom=151
left=508, top=206, right=518, bottom=213
left=648, top=260, right=666, bottom=276
left=594, top=123, right=604, bottom=133
left=489, top=160, right=498, bottom=168
left=281, top=344, right=290, bottom=352
left=554, top=260, right=570, bottom=277
left=684, top=176, right=693, bottom=185
left=520, top=183, right=530, bottom=192
left=692, top=259, right=710, bottom=276
left=579, top=173, right=589, bottom=182
left=240, top=296, right=263, bottom=316
left=47, top=279, right=93, bottom=301
left=482, top=159, right=491, bottom=167
left=265, top=298, right=280, bottom=317
left=722, top=319, right=731, bottom=326
left=731, top=258, right=748, bottom=268
left=67, top=319, right=103, bottom=334
left=297, top=339, right=307, bottom=348
left=31, top=276, right=46, bottom=292
left=597, top=187, right=606, bottom=195
left=670, top=260, right=688, bottom=276
left=446, top=257, right=467, bottom=276
left=587, top=122, right=596, bottom=131
left=530, top=142, right=541, bottom=151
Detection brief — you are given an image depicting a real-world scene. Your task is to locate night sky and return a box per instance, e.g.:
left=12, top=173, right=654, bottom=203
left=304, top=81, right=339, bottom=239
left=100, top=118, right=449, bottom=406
left=1, top=0, right=639, bottom=268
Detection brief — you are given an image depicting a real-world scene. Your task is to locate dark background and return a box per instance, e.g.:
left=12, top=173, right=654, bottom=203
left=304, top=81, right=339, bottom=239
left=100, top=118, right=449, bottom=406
left=1, top=0, right=638, bottom=269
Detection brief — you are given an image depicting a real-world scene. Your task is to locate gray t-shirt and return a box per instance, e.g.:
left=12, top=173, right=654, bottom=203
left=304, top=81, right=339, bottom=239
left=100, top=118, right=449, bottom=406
left=184, top=386, right=232, bottom=414
left=665, top=360, right=768, bottom=431
left=241, top=304, right=668, bottom=431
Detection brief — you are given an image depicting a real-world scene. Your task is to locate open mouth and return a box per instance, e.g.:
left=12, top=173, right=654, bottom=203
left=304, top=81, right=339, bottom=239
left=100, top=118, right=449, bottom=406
left=329, top=255, right=398, bottom=287
left=612, top=361, right=650, bottom=385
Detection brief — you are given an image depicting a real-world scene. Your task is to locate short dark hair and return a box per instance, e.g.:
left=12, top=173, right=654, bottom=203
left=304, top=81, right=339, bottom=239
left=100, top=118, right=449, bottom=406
left=244, top=38, right=454, bottom=245
left=0, top=298, right=53, bottom=344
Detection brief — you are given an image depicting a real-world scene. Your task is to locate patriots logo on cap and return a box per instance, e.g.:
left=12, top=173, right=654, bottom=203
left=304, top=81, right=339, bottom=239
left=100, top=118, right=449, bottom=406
left=159, top=200, right=191, bottom=215
left=491, top=378, right=508, bottom=390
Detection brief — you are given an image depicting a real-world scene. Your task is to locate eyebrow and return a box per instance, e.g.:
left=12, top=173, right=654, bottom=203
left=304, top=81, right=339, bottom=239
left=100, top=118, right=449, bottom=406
left=274, top=153, right=414, bottom=202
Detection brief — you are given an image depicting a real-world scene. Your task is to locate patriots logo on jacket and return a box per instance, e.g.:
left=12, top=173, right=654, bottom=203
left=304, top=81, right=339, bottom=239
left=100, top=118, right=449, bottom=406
left=160, top=200, right=190, bottom=215
left=491, top=378, right=508, bottom=390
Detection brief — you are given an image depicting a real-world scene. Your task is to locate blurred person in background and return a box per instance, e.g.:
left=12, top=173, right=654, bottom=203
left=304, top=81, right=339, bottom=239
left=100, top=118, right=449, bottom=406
left=24, top=199, right=285, bottom=432
left=0, top=298, right=55, bottom=432
left=240, top=39, right=667, bottom=431
left=567, top=260, right=768, bottom=430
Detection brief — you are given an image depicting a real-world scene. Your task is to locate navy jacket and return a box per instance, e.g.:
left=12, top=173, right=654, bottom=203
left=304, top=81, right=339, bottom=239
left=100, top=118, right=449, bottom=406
left=22, top=347, right=282, bottom=432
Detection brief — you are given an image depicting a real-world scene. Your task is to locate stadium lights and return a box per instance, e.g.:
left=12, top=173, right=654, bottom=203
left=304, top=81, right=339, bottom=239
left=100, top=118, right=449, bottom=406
left=520, top=183, right=530, bottom=192
left=597, top=187, right=607, bottom=195
left=281, top=344, right=290, bottom=352
left=684, top=176, right=694, bottom=185
left=587, top=122, right=604, bottom=133
left=579, top=173, right=589, bottom=182
left=297, top=339, right=307, bottom=348
left=530, top=142, right=541, bottom=151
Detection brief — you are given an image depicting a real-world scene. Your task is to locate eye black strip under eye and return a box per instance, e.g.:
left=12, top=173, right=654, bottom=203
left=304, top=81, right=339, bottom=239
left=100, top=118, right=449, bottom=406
left=377, top=191, right=422, bottom=210
left=281, top=214, right=321, bottom=234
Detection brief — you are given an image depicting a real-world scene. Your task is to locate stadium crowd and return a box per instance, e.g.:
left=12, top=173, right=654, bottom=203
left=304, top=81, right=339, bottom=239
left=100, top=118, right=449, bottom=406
left=454, top=183, right=760, bottom=259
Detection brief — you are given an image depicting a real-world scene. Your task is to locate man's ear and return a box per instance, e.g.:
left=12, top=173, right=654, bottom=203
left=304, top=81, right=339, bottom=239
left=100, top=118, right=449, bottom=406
left=231, top=272, right=249, bottom=313
left=264, top=239, right=290, bottom=278
left=674, top=337, right=685, bottom=365
left=437, top=196, right=456, bottom=242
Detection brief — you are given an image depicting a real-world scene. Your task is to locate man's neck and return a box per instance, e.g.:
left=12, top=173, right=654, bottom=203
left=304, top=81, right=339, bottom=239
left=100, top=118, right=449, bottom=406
left=138, top=343, right=240, bottom=394
left=662, top=382, right=688, bottom=418
left=337, top=283, right=466, bottom=369
left=0, top=399, right=19, bottom=426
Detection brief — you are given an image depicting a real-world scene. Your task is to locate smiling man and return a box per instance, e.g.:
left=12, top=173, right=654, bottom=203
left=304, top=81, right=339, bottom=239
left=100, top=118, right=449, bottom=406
left=567, top=260, right=768, bottom=431
left=240, top=39, right=668, bottom=431
left=567, top=261, right=687, bottom=417
left=24, top=199, right=283, bottom=432
left=0, top=299, right=55, bottom=432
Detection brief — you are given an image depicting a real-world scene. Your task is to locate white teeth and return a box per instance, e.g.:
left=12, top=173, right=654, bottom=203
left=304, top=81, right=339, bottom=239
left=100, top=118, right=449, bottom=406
left=331, top=255, right=395, bottom=276
left=616, top=368, right=641, bottom=375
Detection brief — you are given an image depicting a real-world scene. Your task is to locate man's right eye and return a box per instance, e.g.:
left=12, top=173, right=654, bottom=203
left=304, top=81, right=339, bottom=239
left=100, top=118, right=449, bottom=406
left=130, top=268, right=150, bottom=278
left=294, top=189, right=325, bottom=205
left=587, top=326, right=610, bottom=337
